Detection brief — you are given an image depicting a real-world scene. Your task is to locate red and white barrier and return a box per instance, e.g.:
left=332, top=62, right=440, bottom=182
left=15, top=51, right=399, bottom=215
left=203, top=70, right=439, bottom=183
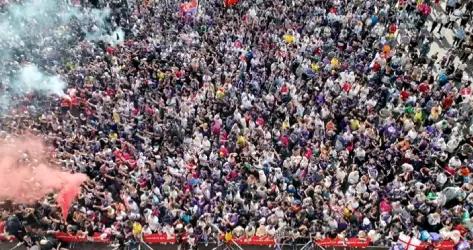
left=0, top=224, right=462, bottom=249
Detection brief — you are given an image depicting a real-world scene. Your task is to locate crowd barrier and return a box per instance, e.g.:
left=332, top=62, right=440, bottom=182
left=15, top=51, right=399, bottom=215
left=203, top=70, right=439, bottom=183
left=229, top=236, right=275, bottom=246
left=50, top=233, right=462, bottom=248
left=0, top=222, right=459, bottom=249
left=24, top=231, right=460, bottom=249
left=315, top=238, right=455, bottom=249
left=417, top=241, right=455, bottom=250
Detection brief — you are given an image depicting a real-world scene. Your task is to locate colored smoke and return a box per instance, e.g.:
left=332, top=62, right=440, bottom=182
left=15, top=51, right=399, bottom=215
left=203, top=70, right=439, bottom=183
left=0, top=135, right=87, bottom=205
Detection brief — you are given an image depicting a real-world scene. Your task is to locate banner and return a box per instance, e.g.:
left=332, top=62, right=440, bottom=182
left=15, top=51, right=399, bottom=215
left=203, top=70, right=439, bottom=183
left=143, top=233, right=176, bottom=244
left=315, top=238, right=370, bottom=247
left=417, top=240, right=455, bottom=250
left=232, top=236, right=276, bottom=246
left=54, top=232, right=87, bottom=243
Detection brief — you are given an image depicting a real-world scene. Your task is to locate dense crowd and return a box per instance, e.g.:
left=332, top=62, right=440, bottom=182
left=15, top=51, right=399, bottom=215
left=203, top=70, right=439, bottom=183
left=1, top=0, right=473, bottom=249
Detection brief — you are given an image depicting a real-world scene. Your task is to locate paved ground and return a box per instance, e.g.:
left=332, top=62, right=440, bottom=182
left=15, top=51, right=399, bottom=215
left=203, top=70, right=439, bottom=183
left=424, top=2, right=472, bottom=77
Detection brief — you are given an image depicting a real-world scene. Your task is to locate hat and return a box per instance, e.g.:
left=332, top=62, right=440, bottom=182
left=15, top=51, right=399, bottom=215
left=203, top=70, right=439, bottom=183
left=401, top=163, right=414, bottom=172
left=351, top=200, right=359, bottom=209
left=436, top=173, right=448, bottom=185
left=449, top=157, right=462, bottom=168
left=362, top=218, right=371, bottom=226
left=367, top=230, right=381, bottom=242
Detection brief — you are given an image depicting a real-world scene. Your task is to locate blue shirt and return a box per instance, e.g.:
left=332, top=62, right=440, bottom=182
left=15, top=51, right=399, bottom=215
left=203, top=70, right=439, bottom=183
left=371, top=15, right=379, bottom=26
left=447, top=0, right=457, bottom=7
left=456, top=28, right=466, bottom=40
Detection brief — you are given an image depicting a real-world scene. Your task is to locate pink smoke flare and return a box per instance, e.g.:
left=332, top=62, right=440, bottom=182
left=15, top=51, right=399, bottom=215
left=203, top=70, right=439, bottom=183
left=0, top=135, right=88, bottom=210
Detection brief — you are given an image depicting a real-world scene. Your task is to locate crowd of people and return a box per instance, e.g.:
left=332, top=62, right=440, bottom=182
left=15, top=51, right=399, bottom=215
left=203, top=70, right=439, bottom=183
left=1, top=0, right=473, bottom=249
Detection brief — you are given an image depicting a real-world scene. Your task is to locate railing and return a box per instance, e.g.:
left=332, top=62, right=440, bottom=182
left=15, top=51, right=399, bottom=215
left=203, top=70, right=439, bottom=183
left=1, top=232, right=457, bottom=249
left=0, top=221, right=458, bottom=249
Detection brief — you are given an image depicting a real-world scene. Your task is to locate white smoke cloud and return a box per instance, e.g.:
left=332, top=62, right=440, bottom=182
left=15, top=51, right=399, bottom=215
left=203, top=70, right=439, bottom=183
left=15, top=64, right=66, bottom=97
left=104, top=27, right=126, bottom=47
left=0, top=0, right=125, bottom=111
left=84, top=7, right=113, bottom=41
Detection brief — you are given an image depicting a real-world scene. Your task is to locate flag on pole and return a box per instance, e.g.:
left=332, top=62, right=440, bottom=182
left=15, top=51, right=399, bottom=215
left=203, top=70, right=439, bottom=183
left=224, top=0, right=239, bottom=7
left=180, top=0, right=199, bottom=16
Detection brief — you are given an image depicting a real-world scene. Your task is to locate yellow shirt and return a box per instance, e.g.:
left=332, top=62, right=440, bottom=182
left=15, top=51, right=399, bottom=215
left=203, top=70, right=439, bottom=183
left=216, top=88, right=225, bottom=99
left=158, top=71, right=165, bottom=81
left=331, top=58, right=340, bottom=68
left=283, top=34, right=295, bottom=44
left=224, top=231, right=233, bottom=242
left=237, top=136, right=246, bottom=146
left=282, top=120, right=290, bottom=130
left=350, top=119, right=360, bottom=131
left=414, top=111, right=423, bottom=123
left=343, top=208, right=352, bottom=219
left=132, top=222, right=142, bottom=235
left=109, top=133, right=118, bottom=141
left=431, top=106, right=441, bottom=120
left=113, top=112, right=121, bottom=124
